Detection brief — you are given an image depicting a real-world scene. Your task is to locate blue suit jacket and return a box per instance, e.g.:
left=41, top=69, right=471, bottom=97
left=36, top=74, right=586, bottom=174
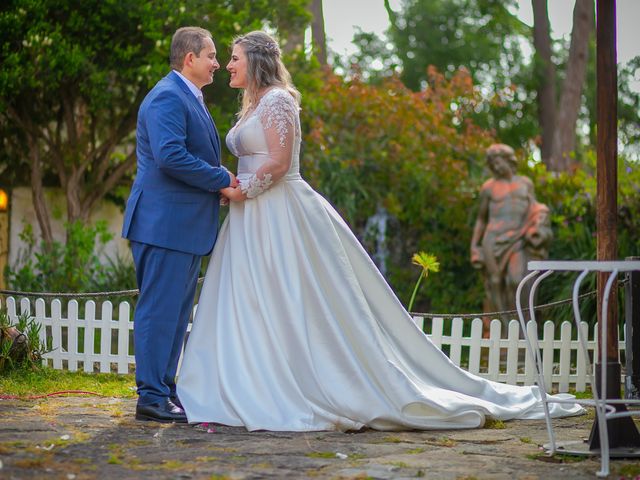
left=122, top=71, right=230, bottom=255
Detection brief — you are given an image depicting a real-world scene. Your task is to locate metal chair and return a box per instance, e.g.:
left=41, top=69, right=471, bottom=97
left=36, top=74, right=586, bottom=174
left=515, top=260, right=640, bottom=477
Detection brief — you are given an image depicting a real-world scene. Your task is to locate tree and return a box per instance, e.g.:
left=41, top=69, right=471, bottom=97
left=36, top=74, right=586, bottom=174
left=352, top=0, right=602, bottom=172
left=532, top=0, right=594, bottom=171
left=531, top=0, right=556, bottom=163
left=384, top=0, right=526, bottom=90
left=277, top=0, right=310, bottom=56
left=0, top=0, right=309, bottom=246
left=617, top=56, right=640, bottom=160
left=310, top=0, right=327, bottom=65
left=337, top=29, right=399, bottom=84
left=379, top=0, right=537, bottom=153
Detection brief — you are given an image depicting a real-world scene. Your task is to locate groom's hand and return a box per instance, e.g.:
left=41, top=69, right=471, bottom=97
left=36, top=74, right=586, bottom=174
left=220, top=186, right=246, bottom=202
left=227, top=171, right=239, bottom=188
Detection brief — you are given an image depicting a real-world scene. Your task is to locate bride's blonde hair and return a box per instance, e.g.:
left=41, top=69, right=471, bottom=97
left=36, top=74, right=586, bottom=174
left=232, top=31, right=301, bottom=118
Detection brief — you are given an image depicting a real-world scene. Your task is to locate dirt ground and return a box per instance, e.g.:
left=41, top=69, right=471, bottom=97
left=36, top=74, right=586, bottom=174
left=1, top=396, right=639, bottom=479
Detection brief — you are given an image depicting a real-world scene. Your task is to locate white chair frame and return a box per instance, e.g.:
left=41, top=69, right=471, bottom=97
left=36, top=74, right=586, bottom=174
left=516, top=260, right=640, bottom=477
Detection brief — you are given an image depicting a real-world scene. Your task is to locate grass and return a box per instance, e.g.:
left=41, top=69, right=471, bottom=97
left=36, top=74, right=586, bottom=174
left=423, top=437, right=457, bottom=447
left=196, top=456, right=220, bottom=463
left=570, top=389, right=593, bottom=400
left=14, top=456, right=49, bottom=468
left=385, top=461, right=410, bottom=468
left=483, top=418, right=506, bottom=429
left=382, top=436, right=403, bottom=443
left=526, top=452, right=587, bottom=463
left=406, top=447, right=426, bottom=454
left=307, top=452, right=337, bottom=458
left=107, top=454, right=123, bottom=465
left=617, top=463, right=640, bottom=478
left=0, top=366, right=136, bottom=397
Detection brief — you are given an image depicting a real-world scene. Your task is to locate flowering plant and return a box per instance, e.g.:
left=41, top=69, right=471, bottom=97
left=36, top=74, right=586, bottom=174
left=407, top=252, right=440, bottom=312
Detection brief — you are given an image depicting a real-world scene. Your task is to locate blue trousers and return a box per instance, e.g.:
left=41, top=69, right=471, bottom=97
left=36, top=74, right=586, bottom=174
left=130, top=241, right=201, bottom=406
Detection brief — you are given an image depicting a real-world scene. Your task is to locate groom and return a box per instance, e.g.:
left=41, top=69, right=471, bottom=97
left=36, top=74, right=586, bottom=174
left=122, top=26, right=237, bottom=423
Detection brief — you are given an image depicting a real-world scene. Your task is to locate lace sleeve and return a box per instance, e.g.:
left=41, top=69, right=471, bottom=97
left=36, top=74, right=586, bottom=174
left=257, top=89, right=298, bottom=148
left=239, top=89, right=298, bottom=199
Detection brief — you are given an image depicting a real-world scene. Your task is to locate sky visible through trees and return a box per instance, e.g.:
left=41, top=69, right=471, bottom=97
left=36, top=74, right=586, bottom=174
left=322, top=0, right=640, bottom=90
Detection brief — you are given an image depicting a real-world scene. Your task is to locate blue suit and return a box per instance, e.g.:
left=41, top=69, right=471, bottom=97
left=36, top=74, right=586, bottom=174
left=122, top=71, right=230, bottom=406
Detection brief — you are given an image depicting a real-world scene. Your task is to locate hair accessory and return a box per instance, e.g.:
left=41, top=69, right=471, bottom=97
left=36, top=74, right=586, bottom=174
left=263, top=41, right=280, bottom=56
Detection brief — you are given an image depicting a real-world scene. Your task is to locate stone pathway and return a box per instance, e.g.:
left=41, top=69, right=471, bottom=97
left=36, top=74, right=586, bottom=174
left=0, top=396, right=638, bottom=479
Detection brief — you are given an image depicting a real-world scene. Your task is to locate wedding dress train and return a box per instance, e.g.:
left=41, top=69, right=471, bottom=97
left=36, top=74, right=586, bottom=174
left=176, top=88, right=582, bottom=431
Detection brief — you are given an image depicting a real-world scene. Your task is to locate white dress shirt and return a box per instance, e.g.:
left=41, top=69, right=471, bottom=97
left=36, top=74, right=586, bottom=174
left=173, top=70, right=210, bottom=117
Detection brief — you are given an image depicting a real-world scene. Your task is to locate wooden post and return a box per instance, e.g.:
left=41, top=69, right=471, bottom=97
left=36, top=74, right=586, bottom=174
left=590, top=0, right=640, bottom=450
left=596, top=0, right=618, bottom=375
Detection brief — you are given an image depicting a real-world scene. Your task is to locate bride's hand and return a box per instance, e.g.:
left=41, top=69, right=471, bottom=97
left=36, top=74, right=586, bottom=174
left=221, top=186, right=247, bottom=202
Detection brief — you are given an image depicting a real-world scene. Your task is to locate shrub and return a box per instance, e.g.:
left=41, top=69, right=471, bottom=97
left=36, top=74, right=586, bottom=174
left=301, top=68, right=495, bottom=312
left=5, top=220, right=136, bottom=296
left=0, top=307, right=50, bottom=372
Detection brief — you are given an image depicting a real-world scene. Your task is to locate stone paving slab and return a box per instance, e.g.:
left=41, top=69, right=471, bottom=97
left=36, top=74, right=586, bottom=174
left=0, top=396, right=638, bottom=479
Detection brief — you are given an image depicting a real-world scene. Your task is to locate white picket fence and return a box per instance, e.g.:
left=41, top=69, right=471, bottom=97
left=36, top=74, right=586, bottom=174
left=1, top=295, right=626, bottom=392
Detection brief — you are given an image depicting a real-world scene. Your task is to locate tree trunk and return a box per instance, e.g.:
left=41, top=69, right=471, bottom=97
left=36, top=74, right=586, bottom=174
left=531, top=0, right=557, bottom=166
left=26, top=136, right=54, bottom=247
left=65, top=172, right=85, bottom=226
left=83, top=150, right=137, bottom=217
left=550, top=0, right=594, bottom=171
left=283, top=31, right=304, bottom=56
left=310, top=0, right=328, bottom=65
left=279, top=1, right=308, bottom=58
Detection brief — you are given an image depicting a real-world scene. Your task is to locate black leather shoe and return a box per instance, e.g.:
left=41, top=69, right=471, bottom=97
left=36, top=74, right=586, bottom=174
left=135, top=398, right=187, bottom=423
left=169, top=395, right=183, bottom=410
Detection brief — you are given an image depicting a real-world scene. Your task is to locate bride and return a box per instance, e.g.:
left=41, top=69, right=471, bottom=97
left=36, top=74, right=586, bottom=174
left=176, top=31, right=581, bottom=431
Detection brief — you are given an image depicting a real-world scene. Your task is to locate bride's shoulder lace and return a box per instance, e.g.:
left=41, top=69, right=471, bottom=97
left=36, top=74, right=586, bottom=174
left=256, top=88, right=299, bottom=147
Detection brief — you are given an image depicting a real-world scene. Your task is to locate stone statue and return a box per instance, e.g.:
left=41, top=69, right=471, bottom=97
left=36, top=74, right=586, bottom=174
left=470, top=144, right=552, bottom=323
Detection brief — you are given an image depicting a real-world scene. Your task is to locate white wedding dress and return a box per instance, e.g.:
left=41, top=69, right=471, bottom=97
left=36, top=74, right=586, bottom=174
left=176, top=88, right=581, bottom=431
